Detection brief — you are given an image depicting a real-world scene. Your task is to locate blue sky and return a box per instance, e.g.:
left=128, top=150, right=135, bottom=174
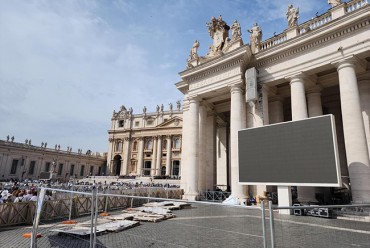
left=0, top=0, right=332, bottom=152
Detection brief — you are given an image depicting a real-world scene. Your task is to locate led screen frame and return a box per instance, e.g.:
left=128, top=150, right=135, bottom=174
left=238, top=115, right=341, bottom=187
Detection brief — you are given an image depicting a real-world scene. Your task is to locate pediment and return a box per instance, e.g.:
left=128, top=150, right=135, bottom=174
left=157, top=116, right=183, bottom=128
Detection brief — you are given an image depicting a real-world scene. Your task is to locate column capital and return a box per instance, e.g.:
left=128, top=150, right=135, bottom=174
left=332, top=55, right=367, bottom=73
left=286, top=72, right=306, bottom=83
left=187, top=94, right=200, bottom=103
left=228, top=83, right=244, bottom=94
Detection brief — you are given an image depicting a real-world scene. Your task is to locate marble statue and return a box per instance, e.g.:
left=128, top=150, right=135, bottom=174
left=230, top=20, right=241, bottom=40
left=169, top=103, right=173, bottom=111
left=328, top=0, right=342, bottom=7
left=189, top=40, right=200, bottom=60
left=143, top=106, right=147, bottom=114
left=176, top=100, right=181, bottom=111
left=6, top=135, right=9, bottom=141
left=286, top=4, right=299, bottom=27
left=161, top=104, right=164, bottom=112
left=248, top=23, right=262, bottom=53
left=206, top=15, right=229, bottom=56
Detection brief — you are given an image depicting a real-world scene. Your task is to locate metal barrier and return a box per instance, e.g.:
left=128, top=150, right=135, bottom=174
left=29, top=187, right=265, bottom=248
left=262, top=202, right=370, bottom=248
left=0, top=187, right=182, bottom=226
left=3, top=191, right=368, bottom=247
left=199, top=190, right=231, bottom=202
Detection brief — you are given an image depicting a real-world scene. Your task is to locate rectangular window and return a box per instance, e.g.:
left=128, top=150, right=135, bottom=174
left=118, top=120, right=124, bottom=127
left=98, top=166, right=102, bottom=175
left=10, top=159, right=18, bottom=174
left=28, top=161, right=36, bottom=175
left=147, top=120, right=153, bottom=125
left=90, top=166, right=94, bottom=175
left=80, top=165, right=85, bottom=176
left=69, top=164, right=75, bottom=176
left=135, top=121, right=139, bottom=127
left=115, top=141, right=123, bottom=152
left=45, top=162, right=51, bottom=172
left=57, top=163, right=63, bottom=176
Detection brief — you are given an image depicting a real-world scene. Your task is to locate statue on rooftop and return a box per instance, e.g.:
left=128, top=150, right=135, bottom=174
left=11, top=136, right=14, bottom=142
left=6, top=135, right=9, bottom=142
left=176, top=100, right=181, bottom=111
left=206, top=15, right=230, bottom=56
left=169, top=103, right=173, bottom=111
left=143, top=106, right=147, bottom=114
left=328, top=0, right=342, bottom=7
left=189, top=40, right=200, bottom=60
left=286, top=4, right=299, bottom=28
left=248, top=23, right=262, bottom=54
left=230, top=20, right=242, bottom=41
left=156, top=105, right=160, bottom=112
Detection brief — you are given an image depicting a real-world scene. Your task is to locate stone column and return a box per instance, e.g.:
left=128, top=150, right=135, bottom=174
left=156, top=136, right=162, bottom=175
left=290, top=74, right=308, bottom=120
left=136, top=138, right=144, bottom=176
left=151, top=137, right=157, bottom=176
left=358, top=78, right=370, bottom=155
left=198, top=104, right=207, bottom=192
left=307, top=85, right=325, bottom=199
left=307, top=86, right=323, bottom=117
left=205, top=114, right=216, bottom=191
left=268, top=96, right=284, bottom=124
left=336, top=59, right=370, bottom=203
left=290, top=74, right=317, bottom=204
left=230, top=84, right=248, bottom=200
left=165, top=135, right=172, bottom=176
left=180, top=101, right=190, bottom=190
left=123, top=138, right=131, bottom=175
left=183, top=97, right=200, bottom=200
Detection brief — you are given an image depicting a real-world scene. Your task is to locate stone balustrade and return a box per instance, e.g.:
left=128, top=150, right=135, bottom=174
left=300, top=12, right=332, bottom=34
left=258, top=0, right=368, bottom=52
left=346, top=0, right=369, bottom=13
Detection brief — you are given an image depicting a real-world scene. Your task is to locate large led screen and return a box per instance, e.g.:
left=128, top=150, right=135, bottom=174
left=238, top=115, right=341, bottom=186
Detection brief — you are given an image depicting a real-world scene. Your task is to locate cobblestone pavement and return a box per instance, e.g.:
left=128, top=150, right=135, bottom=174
left=1, top=203, right=370, bottom=248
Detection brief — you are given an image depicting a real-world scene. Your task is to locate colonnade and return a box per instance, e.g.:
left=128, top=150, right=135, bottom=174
left=116, top=135, right=180, bottom=177
left=182, top=57, right=370, bottom=204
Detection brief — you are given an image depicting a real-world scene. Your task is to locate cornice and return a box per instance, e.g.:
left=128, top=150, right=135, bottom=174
left=180, top=45, right=251, bottom=83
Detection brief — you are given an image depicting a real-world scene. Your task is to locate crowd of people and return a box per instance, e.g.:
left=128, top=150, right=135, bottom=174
left=0, top=188, right=38, bottom=203
left=0, top=178, right=180, bottom=203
